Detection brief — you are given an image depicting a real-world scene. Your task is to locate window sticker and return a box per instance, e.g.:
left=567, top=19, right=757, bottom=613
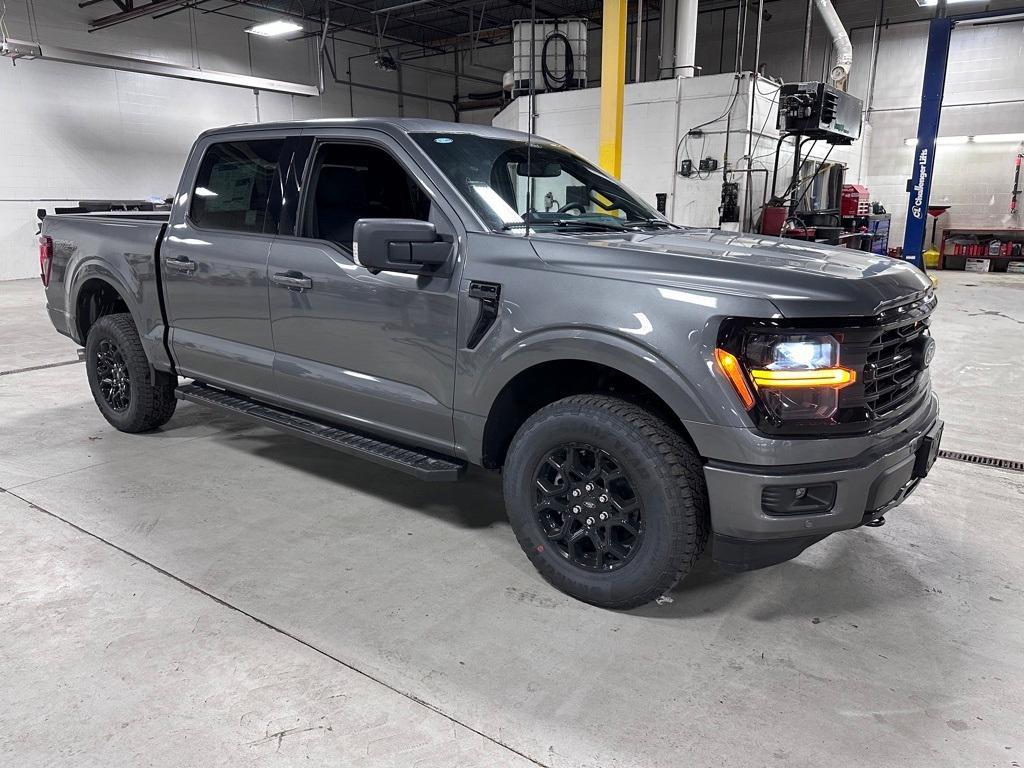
left=205, top=161, right=256, bottom=212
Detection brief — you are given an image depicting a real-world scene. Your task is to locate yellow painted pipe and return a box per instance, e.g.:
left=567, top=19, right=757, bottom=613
left=598, top=0, right=627, bottom=178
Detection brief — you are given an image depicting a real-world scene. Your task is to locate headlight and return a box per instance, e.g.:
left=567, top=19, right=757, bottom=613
left=716, top=332, right=857, bottom=423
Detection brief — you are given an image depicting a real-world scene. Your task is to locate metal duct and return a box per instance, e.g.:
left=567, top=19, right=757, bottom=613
left=813, top=0, right=852, bottom=85
left=674, top=0, right=698, bottom=77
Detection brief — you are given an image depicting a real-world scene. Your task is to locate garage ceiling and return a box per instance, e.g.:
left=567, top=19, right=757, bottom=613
left=83, top=0, right=645, bottom=56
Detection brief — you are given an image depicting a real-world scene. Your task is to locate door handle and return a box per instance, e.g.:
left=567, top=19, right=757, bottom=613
left=272, top=271, right=313, bottom=291
left=164, top=256, right=196, bottom=273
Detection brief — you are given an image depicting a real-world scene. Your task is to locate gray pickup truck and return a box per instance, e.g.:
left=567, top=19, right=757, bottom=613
left=40, top=118, right=942, bottom=609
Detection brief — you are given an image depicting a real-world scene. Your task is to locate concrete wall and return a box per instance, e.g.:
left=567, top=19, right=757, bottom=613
left=0, top=2, right=469, bottom=280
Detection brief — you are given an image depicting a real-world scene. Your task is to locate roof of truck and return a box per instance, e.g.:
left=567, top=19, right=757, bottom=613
left=201, top=117, right=536, bottom=142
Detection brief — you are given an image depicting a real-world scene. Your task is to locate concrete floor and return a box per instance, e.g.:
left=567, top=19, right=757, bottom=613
left=1, top=271, right=1022, bottom=768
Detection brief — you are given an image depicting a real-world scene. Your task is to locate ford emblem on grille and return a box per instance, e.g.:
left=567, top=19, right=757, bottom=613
left=913, top=336, right=936, bottom=369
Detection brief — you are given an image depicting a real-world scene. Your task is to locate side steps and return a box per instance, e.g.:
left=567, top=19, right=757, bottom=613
left=175, top=382, right=466, bottom=482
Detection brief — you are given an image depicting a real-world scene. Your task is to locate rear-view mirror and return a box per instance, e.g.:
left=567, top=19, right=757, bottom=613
left=516, top=160, right=562, bottom=178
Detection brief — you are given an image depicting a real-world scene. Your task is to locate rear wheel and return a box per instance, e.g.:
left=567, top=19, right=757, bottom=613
left=85, top=313, right=177, bottom=433
left=503, top=395, right=708, bottom=610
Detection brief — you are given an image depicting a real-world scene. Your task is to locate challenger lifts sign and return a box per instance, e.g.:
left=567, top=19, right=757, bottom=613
left=911, top=148, right=929, bottom=221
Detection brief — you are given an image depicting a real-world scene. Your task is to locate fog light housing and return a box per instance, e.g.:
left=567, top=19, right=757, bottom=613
left=762, top=483, right=837, bottom=515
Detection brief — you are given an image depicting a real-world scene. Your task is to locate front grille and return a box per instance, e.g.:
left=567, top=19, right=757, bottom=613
left=860, top=294, right=934, bottom=419
left=838, top=290, right=935, bottom=427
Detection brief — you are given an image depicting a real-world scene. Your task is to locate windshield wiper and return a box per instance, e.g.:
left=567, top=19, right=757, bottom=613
left=549, top=218, right=625, bottom=231
left=624, top=218, right=676, bottom=230
left=501, top=218, right=626, bottom=233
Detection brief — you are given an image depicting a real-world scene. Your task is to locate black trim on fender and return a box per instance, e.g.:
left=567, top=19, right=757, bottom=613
left=712, top=532, right=829, bottom=572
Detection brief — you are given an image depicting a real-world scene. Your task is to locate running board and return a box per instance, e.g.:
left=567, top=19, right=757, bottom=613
left=175, top=383, right=466, bottom=482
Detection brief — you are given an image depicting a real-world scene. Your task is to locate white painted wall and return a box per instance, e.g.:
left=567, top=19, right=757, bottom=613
left=704, top=0, right=1024, bottom=246
left=7, top=0, right=1023, bottom=279
left=493, top=72, right=861, bottom=231
left=851, top=18, right=1024, bottom=246
left=0, top=1, right=469, bottom=280
left=492, top=1, right=1024, bottom=247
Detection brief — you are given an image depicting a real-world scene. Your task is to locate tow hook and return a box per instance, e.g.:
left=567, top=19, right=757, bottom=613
left=864, top=516, right=886, bottom=528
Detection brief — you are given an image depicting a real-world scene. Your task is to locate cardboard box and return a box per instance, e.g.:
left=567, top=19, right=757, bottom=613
left=965, top=258, right=991, bottom=273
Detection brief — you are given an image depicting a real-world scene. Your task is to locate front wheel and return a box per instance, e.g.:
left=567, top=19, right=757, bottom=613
left=503, top=395, right=708, bottom=610
left=85, top=313, right=177, bottom=433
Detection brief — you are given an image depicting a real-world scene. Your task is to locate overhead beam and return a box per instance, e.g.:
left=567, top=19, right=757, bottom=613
left=90, top=0, right=192, bottom=29
left=39, top=44, right=319, bottom=95
left=326, top=0, right=457, bottom=41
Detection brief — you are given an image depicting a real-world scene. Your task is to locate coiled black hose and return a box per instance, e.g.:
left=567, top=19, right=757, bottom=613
left=541, top=31, right=574, bottom=92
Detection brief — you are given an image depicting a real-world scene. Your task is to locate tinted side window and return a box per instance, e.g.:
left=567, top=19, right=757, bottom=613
left=190, top=140, right=284, bottom=233
left=305, top=143, right=432, bottom=250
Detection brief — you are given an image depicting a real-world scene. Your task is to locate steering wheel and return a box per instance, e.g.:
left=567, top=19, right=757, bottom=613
left=557, top=202, right=587, bottom=215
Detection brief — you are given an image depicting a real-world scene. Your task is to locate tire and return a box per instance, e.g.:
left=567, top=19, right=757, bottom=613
left=503, top=394, right=708, bottom=610
left=85, top=313, right=177, bottom=433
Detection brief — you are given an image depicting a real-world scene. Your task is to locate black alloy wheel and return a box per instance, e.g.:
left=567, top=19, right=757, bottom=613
left=533, top=443, right=645, bottom=571
left=94, top=338, right=131, bottom=412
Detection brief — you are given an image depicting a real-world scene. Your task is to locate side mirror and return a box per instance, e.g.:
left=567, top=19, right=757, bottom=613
left=353, top=218, right=452, bottom=275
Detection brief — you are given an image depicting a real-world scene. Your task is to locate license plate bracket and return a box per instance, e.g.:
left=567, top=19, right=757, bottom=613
left=913, top=421, right=944, bottom=479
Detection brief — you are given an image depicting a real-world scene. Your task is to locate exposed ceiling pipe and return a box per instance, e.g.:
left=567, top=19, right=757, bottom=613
left=812, top=0, right=852, bottom=86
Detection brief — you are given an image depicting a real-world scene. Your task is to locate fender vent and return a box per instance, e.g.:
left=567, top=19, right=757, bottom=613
left=938, top=450, right=1024, bottom=473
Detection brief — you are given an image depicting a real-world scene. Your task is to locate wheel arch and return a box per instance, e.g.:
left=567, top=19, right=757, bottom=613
left=69, top=267, right=137, bottom=344
left=73, top=274, right=134, bottom=339
left=471, top=332, right=712, bottom=469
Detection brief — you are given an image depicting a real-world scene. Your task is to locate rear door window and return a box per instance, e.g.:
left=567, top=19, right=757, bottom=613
left=190, top=140, right=284, bottom=233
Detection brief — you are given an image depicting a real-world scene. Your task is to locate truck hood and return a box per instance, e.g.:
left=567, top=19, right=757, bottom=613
left=530, top=228, right=932, bottom=318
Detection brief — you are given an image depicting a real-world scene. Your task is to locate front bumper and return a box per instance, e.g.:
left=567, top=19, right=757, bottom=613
left=703, top=400, right=943, bottom=571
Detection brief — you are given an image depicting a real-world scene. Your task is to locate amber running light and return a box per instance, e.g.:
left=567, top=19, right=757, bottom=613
left=715, top=348, right=756, bottom=410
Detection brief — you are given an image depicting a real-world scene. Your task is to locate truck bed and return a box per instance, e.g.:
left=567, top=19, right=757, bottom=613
left=42, top=212, right=172, bottom=373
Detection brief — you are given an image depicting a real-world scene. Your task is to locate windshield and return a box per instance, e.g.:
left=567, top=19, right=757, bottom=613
left=411, top=132, right=671, bottom=233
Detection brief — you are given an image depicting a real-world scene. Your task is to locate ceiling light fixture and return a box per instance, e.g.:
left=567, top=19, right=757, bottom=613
left=245, top=20, right=303, bottom=37
left=914, top=0, right=986, bottom=6
left=972, top=133, right=1024, bottom=144
left=904, top=133, right=1024, bottom=146
left=374, top=51, right=398, bottom=71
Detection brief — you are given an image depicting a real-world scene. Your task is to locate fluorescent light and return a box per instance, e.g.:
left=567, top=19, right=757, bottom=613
left=903, top=136, right=974, bottom=146
left=973, top=133, right=1024, bottom=144
left=915, top=0, right=988, bottom=5
left=245, top=20, right=303, bottom=37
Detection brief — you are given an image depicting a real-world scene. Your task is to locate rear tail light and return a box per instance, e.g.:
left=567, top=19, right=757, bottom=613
left=39, top=235, right=53, bottom=287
